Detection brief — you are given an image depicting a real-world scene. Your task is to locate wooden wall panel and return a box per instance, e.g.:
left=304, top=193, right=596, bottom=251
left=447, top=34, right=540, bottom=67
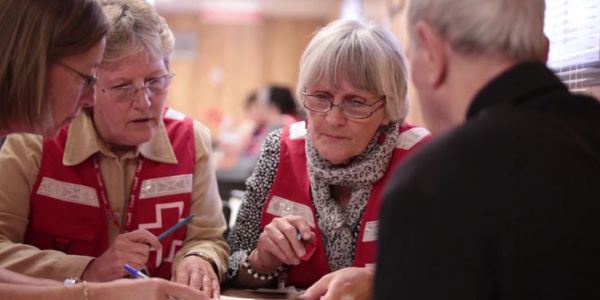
left=263, top=19, right=324, bottom=88
left=162, top=14, right=327, bottom=135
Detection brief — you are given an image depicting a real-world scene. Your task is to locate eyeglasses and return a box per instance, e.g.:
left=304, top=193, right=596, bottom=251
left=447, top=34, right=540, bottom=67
left=101, top=73, right=175, bottom=102
left=302, top=91, right=386, bottom=119
left=57, top=62, right=98, bottom=91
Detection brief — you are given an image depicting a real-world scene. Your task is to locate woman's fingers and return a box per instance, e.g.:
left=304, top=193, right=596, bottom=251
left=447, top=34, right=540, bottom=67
left=121, top=229, right=163, bottom=250
left=275, top=220, right=306, bottom=258
left=258, top=231, right=294, bottom=265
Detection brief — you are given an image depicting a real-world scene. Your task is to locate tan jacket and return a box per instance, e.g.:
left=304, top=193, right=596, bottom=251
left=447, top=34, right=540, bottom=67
left=0, top=111, right=229, bottom=281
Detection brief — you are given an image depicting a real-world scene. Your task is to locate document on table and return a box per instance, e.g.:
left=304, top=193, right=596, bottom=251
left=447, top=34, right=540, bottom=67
left=220, top=296, right=256, bottom=300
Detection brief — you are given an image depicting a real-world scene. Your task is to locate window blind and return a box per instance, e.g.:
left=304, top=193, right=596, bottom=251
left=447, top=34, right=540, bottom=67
left=544, top=0, right=600, bottom=92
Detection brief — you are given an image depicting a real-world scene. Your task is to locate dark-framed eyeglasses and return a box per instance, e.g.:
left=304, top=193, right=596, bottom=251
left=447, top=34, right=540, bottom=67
left=302, top=91, right=386, bottom=119
left=57, top=62, right=98, bottom=91
left=100, top=72, right=175, bottom=102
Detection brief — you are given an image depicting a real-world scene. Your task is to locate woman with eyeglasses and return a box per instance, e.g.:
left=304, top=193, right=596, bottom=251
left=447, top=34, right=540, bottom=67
left=226, top=19, right=431, bottom=299
left=0, top=0, right=208, bottom=299
left=0, top=0, right=226, bottom=298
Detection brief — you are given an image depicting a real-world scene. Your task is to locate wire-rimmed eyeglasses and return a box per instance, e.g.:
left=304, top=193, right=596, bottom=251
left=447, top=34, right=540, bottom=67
left=302, top=91, right=386, bottom=119
left=101, top=73, right=175, bottom=102
left=57, top=62, right=98, bottom=91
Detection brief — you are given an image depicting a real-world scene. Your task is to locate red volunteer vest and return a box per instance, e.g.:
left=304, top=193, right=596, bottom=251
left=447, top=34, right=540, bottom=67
left=25, top=108, right=195, bottom=279
left=260, top=121, right=431, bottom=287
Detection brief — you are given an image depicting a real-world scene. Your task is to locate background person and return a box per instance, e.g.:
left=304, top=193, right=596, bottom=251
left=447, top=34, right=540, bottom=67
left=226, top=19, right=430, bottom=300
left=0, top=0, right=207, bottom=299
left=242, top=84, right=299, bottom=158
left=0, top=0, right=227, bottom=298
left=374, top=0, right=600, bottom=299
left=216, top=85, right=300, bottom=207
left=217, top=84, right=299, bottom=171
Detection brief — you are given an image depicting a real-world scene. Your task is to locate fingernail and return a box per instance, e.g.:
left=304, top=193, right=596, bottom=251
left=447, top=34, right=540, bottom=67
left=298, top=249, right=305, bottom=257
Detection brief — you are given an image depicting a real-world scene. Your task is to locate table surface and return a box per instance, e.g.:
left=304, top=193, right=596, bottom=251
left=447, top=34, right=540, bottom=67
left=222, top=288, right=301, bottom=299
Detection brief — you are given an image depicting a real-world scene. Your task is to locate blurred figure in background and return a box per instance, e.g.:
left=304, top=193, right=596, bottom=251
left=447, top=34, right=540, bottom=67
left=218, top=84, right=300, bottom=170
left=245, top=85, right=300, bottom=157
left=216, top=85, right=300, bottom=201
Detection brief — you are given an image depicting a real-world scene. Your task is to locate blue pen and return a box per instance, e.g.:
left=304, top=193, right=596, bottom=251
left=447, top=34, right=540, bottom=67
left=124, top=263, right=149, bottom=279
left=157, top=214, right=195, bottom=241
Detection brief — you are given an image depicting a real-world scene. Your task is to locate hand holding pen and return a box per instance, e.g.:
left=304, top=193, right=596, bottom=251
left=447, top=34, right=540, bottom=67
left=253, top=215, right=315, bottom=274
left=82, top=229, right=162, bottom=282
left=124, top=263, right=150, bottom=279
left=84, top=215, right=195, bottom=282
left=138, top=214, right=197, bottom=277
left=123, top=215, right=221, bottom=299
left=124, top=264, right=204, bottom=300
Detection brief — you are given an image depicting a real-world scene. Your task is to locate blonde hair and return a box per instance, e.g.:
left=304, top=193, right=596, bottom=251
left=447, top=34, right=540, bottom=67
left=297, top=19, right=408, bottom=122
left=408, top=0, right=546, bottom=61
left=0, top=0, right=109, bottom=132
left=99, top=0, right=175, bottom=65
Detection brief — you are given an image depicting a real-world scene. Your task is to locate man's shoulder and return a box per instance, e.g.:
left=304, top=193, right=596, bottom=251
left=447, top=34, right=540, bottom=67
left=392, top=103, right=592, bottom=181
left=389, top=92, right=600, bottom=183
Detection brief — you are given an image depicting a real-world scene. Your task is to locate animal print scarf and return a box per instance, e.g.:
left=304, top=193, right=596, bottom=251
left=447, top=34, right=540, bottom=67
left=305, top=121, right=398, bottom=271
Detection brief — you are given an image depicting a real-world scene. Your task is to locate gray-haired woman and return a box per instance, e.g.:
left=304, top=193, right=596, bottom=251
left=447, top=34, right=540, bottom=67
left=227, top=19, right=431, bottom=299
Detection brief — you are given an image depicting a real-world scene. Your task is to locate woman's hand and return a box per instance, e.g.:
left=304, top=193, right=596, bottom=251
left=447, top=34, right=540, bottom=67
left=173, top=255, right=220, bottom=298
left=93, top=278, right=209, bottom=300
left=82, top=229, right=162, bottom=281
left=253, top=216, right=314, bottom=272
left=301, top=267, right=374, bottom=300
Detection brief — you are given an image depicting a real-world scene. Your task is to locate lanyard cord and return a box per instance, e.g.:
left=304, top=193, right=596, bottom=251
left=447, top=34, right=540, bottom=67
left=92, top=154, right=144, bottom=232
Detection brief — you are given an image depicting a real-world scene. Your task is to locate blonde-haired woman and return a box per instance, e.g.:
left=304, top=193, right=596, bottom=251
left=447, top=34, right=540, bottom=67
left=0, top=0, right=222, bottom=299
left=0, top=0, right=206, bottom=299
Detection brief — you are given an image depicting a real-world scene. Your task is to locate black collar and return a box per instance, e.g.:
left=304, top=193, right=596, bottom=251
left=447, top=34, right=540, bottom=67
left=466, top=62, right=567, bottom=119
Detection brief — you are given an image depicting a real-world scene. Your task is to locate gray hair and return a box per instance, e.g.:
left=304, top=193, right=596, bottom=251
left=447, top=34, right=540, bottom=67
left=99, top=0, right=174, bottom=65
left=407, top=0, right=546, bottom=61
left=297, top=19, right=408, bottom=122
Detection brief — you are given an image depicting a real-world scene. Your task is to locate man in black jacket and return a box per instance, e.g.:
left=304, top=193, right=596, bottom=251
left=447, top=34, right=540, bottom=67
left=374, top=0, right=600, bottom=299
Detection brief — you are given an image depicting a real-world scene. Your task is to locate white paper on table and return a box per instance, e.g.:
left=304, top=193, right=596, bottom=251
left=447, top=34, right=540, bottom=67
left=219, top=296, right=257, bottom=300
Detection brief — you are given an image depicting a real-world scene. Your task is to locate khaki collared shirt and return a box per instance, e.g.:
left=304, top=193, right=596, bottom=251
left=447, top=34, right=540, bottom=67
left=0, top=112, right=229, bottom=280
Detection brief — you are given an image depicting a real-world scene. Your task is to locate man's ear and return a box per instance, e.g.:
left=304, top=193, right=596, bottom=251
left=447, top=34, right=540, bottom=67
left=413, top=21, right=448, bottom=88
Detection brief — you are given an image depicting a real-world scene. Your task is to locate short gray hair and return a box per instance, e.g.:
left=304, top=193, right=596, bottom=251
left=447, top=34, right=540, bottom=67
left=408, top=0, right=546, bottom=61
left=297, top=19, right=408, bottom=122
left=99, top=0, right=174, bottom=64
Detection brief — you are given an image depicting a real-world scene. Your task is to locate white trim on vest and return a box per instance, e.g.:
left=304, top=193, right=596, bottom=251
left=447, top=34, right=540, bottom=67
left=138, top=201, right=185, bottom=266
left=362, top=220, right=378, bottom=242
left=267, top=195, right=316, bottom=228
left=164, top=108, right=186, bottom=121
left=396, top=127, right=430, bottom=150
left=139, top=174, right=193, bottom=199
left=36, top=177, right=99, bottom=207
left=163, top=239, right=183, bottom=263
left=289, top=121, right=307, bottom=140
